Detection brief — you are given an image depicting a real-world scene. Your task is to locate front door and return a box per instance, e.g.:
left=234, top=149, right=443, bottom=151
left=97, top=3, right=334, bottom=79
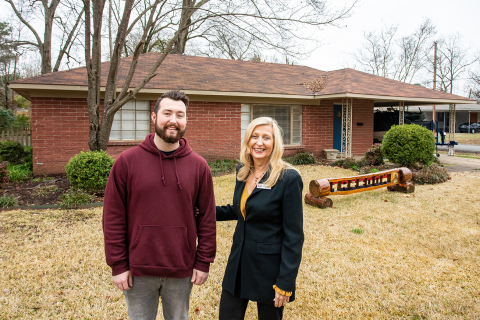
left=333, top=105, right=342, bottom=151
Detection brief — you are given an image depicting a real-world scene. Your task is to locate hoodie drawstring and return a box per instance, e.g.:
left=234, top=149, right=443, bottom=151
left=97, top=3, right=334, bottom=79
left=174, top=156, right=183, bottom=190
left=158, top=152, right=166, bottom=186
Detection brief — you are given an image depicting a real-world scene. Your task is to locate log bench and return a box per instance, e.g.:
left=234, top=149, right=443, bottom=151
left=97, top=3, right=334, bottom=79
left=305, top=167, right=414, bottom=208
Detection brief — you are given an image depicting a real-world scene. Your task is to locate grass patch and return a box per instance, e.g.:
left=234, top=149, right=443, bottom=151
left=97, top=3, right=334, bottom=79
left=451, top=133, right=480, bottom=145
left=34, top=185, right=59, bottom=196
left=0, top=195, right=18, bottom=207
left=61, top=189, right=94, bottom=208
left=350, top=228, right=364, bottom=234
left=0, top=166, right=479, bottom=318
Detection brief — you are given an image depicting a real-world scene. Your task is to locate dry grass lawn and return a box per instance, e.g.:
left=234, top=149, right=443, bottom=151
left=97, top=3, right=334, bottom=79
left=451, top=133, right=480, bottom=145
left=1, top=166, right=479, bottom=319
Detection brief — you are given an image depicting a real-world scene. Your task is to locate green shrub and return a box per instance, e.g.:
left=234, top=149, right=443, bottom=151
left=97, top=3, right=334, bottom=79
left=0, top=161, right=9, bottom=184
left=332, top=157, right=359, bottom=169
left=208, top=159, right=238, bottom=175
left=382, top=124, right=435, bottom=167
left=12, top=114, right=30, bottom=129
left=8, top=163, right=32, bottom=181
left=289, top=152, right=317, bottom=165
left=364, top=143, right=384, bottom=166
left=0, top=108, right=15, bottom=130
left=66, top=151, right=114, bottom=193
left=412, top=163, right=450, bottom=185
left=0, top=195, right=18, bottom=207
left=0, top=140, right=25, bottom=164
left=61, top=189, right=94, bottom=208
left=23, top=146, right=32, bottom=169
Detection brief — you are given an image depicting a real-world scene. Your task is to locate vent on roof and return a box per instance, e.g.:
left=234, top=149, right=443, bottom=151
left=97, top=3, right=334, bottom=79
left=300, top=76, right=327, bottom=93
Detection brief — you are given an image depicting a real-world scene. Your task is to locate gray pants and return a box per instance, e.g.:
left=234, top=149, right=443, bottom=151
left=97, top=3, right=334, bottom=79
left=124, top=276, right=193, bottom=320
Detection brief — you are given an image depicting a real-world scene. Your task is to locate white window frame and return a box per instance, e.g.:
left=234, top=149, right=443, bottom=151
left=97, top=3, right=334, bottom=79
left=241, top=104, right=302, bottom=146
left=109, top=100, right=151, bottom=141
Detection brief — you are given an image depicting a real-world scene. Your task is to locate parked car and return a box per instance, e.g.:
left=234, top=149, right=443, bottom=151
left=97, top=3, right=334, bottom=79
left=458, top=122, right=480, bottom=133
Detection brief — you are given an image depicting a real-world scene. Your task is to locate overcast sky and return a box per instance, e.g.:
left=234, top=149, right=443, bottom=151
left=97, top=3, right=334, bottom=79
left=299, top=0, right=480, bottom=73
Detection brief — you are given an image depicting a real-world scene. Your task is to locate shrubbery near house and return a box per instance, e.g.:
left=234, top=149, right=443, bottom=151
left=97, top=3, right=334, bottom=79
left=412, top=163, right=450, bottom=184
left=0, top=140, right=25, bottom=164
left=382, top=124, right=435, bottom=166
left=364, top=143, right=384, bottom=166
left=284, top=152, right=317, bottom=165
left=66, top=151, right=114, bottom=193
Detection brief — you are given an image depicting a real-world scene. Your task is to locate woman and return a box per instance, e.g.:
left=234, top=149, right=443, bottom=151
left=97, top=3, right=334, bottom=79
left=217, top=117, right=304, bottom=320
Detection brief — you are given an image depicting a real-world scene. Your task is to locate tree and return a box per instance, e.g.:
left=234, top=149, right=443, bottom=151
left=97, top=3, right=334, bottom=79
left=352, top=19, right=436, bottom=84
left=118, top=0, right=359, bottom=61
left=4, top=0, right=84, bottom=74
left=85, top=0, right=359, bottom=151
left=0, top=22, right=16, bottom=108
left=430, top=34, right=478, bottom=94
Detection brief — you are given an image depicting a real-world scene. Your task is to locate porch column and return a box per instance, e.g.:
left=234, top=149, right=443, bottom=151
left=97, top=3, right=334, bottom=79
left=448, top=104, right=456, bottom=156
left=398, top=101, right=405, bottom=125
left=341, top=98, right=353, bottom=158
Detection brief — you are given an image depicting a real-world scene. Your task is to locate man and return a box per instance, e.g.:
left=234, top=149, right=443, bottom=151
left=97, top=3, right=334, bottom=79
left=103, top=90, right=216, bottom=320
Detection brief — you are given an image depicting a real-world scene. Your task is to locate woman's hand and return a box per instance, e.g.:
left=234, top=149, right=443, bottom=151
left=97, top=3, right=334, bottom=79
left=274, top=291, right=290, bottom=308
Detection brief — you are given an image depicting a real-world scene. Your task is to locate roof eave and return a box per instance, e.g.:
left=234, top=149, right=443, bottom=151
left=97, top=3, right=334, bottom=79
left=9, top=83, right=475, bottom=105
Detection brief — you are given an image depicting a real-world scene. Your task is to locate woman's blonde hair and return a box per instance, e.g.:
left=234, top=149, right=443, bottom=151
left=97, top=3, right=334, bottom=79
left=237, top=117, right=299, bottom=187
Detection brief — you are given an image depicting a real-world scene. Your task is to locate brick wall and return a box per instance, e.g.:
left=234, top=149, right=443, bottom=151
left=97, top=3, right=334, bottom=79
left=184, top=101, right=241, bottom=160
left=302, top=101, right=334, bottom=157
left=31, top=97, right=90, bottom=175
left=30, top=97, right=373, bottom=175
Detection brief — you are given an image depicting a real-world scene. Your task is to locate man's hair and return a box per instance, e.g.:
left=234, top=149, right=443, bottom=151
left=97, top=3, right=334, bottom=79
left=154, top=90, right=189, bottom=114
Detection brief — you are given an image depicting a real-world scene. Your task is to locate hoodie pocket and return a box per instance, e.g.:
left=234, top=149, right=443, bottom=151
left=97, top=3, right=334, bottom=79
left=130, top=226, right=193, bottom=267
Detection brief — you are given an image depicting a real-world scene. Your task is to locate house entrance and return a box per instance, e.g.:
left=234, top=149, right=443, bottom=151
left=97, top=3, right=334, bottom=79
left=333, top=105, right=342, bottom=151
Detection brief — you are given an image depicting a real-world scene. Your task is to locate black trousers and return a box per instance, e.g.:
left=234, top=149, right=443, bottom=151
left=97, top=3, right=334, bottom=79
left=218, top=289, right=284, bottom=320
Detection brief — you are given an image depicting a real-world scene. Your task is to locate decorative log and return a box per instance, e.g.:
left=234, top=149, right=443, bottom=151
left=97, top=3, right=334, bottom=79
left=387, top=182, right=415, bottom=193
left=309, top=179, right=331, bottom=198
left=304, top=192, right=333, bottom=208
left=305, top=167, right=415, bottom=208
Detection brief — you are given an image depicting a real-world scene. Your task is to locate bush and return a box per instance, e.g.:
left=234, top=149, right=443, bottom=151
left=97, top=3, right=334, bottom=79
left=412, top=163, right=450, bottom=185
left=0, top=195, right=18, bottom=207
left=332, top=157, right=359, bottom=170
left=23, top=146, right=32, bottom=169
left=8, top=163, right=32, bottom=181
left=12, top=114, right=30, bottom=130
left=66, top=150, right=114, bottom=193
left=0, top=161, right=9, bottom=185
left=0, top=140, right=24, bottom=164
left=289, top=152, right=317, bottom=165
left=364, top=143, right=384, bottom=166
left=382, top=124, right=435, bottom=167
left=61, top=189, right=94, bottom=208
left=208, top=159, right=238, bottom=175
left=0, top=108, right=15, bottom=130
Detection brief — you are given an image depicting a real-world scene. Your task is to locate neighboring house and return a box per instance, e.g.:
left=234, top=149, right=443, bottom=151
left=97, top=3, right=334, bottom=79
left=9, top=53, right=475, bottom=175
left=412, top=103, right=480, bottom=133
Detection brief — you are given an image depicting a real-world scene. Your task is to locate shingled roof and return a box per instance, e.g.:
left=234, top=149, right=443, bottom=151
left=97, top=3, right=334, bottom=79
left=10, top=53, right=474, bottom=105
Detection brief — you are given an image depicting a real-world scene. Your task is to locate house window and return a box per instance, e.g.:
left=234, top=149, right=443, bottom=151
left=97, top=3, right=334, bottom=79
left=241, top=104, right=302, bottom=145
left=109, top=101, right=151, bottom=141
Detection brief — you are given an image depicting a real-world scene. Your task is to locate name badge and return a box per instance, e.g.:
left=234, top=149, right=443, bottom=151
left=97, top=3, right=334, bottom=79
left=256, top=184, right=271, bottom=189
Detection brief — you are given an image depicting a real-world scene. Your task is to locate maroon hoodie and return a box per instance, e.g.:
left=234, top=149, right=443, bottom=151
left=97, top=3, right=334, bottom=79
left=103, top=134, right=216, bottom=278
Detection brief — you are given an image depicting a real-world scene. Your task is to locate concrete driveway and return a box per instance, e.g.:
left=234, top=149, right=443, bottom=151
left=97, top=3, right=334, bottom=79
left=438, top=155, right=480, bottom=172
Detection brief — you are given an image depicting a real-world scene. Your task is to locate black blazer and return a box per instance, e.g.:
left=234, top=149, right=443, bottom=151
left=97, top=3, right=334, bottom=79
left=216, top=167, right=304, bottom=305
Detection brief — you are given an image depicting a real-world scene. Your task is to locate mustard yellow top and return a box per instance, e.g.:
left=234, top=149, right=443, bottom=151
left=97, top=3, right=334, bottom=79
left=241, top=184, right=293, bottom=297
left=240, top=184, right=250, bottom=220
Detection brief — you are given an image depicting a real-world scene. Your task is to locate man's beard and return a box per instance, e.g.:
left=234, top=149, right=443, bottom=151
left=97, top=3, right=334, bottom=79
left=155, top=120, right=186, bottom=144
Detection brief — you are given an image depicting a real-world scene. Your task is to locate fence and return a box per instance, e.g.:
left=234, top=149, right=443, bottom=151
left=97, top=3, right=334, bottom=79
left=0, top=127, right=32, bottom=146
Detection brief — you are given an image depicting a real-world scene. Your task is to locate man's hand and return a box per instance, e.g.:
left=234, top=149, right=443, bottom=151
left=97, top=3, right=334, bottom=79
left=191, top=269, right=209, bottom=285
left=112, top=270, right=132, bottom=291
left=274, top=291, right=290, bottom=308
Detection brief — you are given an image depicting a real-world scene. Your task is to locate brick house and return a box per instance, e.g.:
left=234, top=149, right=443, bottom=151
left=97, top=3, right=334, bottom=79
left=9, top=53, right=475, bottom=175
